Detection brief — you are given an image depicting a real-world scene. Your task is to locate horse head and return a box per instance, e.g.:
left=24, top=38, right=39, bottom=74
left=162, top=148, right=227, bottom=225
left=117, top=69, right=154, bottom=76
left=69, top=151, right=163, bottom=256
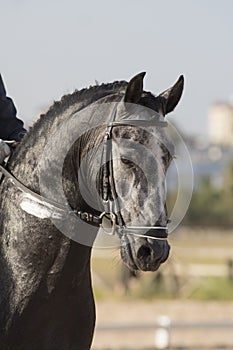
left=109, top=73, right=184, bottom=271
left=72, top=72, right=184, bottom=271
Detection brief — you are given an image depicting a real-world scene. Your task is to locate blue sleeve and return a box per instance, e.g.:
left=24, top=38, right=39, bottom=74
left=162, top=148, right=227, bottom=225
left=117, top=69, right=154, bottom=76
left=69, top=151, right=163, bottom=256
left=0, top=74, right=26, bottom=141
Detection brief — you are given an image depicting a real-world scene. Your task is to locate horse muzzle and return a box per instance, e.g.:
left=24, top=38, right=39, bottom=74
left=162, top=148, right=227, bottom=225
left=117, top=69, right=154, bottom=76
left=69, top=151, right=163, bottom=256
left=120, top=234, right=170, bottom=272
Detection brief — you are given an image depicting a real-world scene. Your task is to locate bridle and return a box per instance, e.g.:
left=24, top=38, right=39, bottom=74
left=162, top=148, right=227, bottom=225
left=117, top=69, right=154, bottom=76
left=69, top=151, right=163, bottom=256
left=99, top=98, right=169, bottom=241
left=0, top=100, right=169, bottom=241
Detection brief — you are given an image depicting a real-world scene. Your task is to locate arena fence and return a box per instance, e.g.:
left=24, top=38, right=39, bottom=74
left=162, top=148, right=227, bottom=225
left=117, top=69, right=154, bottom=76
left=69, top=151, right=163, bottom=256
left=96, top=317, right=233, bottom=349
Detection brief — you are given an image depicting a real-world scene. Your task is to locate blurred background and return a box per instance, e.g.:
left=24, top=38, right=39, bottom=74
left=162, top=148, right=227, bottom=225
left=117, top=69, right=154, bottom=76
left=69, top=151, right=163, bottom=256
left=1, top=0, right=233, bottom=349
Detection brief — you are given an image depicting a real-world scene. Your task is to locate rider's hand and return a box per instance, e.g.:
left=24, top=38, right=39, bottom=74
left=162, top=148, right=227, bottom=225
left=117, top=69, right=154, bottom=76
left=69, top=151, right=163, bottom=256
left=0, top=139, right=11, bottom=164
left=11, top=141, right=21, bottom=148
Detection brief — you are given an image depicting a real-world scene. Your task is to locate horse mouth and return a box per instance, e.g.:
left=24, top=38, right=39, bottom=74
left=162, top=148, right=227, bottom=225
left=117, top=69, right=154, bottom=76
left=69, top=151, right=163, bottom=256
left=120, top=234, right=170, bottom=272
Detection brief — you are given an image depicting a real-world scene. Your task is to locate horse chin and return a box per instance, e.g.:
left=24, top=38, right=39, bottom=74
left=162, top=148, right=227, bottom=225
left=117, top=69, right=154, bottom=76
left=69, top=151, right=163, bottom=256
left=120, top=235, right=170, bottom=272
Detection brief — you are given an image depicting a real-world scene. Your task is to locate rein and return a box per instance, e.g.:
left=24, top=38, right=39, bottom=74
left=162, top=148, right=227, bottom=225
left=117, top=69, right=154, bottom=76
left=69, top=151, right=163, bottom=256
left=0, top=163, right=101, bottom=224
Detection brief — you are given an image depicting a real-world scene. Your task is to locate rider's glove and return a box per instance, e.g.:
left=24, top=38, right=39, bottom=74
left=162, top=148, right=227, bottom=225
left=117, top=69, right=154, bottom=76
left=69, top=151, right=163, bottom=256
left=0, top=139, right=11, bottom=164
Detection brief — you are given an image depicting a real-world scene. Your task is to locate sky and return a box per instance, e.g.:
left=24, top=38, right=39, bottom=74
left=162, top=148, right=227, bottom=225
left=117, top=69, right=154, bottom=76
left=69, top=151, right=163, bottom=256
left=1, top=0, right=233, bottom=137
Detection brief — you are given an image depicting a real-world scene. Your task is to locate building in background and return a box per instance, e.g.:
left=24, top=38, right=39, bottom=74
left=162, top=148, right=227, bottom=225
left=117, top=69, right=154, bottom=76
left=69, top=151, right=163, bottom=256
left=167, top=98, right=233, bottom=191
left=208, top=100, right=233, bottom=146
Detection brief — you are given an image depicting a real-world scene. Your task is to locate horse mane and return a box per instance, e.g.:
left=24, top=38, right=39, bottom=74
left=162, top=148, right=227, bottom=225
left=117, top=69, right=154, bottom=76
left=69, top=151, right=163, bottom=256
left=23, top=80, right=128, bottom=144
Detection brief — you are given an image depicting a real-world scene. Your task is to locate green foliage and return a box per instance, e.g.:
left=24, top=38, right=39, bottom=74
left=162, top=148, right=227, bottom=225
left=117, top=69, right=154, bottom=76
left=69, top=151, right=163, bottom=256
left=190, top=277, right=233, bottom=300
left=93, top=266, right=233, bottom=302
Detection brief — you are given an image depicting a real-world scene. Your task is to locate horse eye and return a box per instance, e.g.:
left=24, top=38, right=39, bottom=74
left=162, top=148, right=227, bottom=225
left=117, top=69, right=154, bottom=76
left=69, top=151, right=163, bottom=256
left=121, top=157, right=131, bottom=165
left=121, top=158, right=136, bottom=169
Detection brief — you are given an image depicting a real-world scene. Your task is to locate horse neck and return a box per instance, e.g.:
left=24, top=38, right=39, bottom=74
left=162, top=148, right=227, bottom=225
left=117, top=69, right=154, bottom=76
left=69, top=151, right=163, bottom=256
left=8, top=93, right=101, bottom=203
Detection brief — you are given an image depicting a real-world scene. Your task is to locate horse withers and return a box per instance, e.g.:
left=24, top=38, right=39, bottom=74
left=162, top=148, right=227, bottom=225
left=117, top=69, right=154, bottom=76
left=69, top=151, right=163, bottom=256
left=0, top=72, right=184, bottom=349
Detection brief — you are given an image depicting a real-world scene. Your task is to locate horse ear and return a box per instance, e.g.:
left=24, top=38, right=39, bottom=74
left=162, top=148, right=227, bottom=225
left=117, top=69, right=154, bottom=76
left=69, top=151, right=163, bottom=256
left=158, top=75, right=184, bottom=114
left=124, top=72, right=146, bottom=103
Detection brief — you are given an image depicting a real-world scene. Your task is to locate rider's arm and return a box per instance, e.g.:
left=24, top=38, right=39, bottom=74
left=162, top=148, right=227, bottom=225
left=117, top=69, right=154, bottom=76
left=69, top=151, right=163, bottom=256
left=0, top=74, right=26, bottom=142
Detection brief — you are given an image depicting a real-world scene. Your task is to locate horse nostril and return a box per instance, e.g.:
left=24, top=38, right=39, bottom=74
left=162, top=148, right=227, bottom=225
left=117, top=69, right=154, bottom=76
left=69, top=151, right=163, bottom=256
left=137, top=245, right=152, bottom=261
left=134, top=241, right=170, bottom=271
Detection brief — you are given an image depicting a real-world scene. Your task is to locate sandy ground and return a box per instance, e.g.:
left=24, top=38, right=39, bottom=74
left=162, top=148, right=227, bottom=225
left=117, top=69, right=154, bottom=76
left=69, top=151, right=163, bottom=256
left=92, top=300, right=233, bottom=349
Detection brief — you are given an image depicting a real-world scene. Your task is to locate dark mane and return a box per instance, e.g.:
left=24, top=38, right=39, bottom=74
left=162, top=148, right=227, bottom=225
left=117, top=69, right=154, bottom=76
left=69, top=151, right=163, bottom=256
left=23, top=80, right=128, bottom=143
left=45, top=80, right=128, bottom=118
